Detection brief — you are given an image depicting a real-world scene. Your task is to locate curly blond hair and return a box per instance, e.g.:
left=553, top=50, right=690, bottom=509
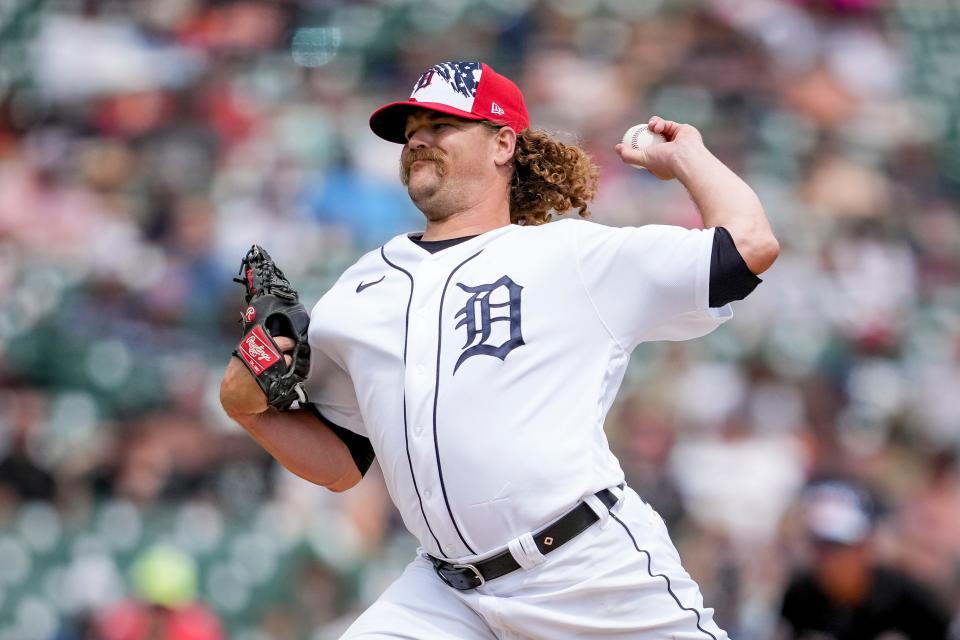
left=508, top=129, right=600, bottom=226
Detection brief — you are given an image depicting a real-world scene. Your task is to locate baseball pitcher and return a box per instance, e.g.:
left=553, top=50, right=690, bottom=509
left=220, top=61, right=778, bottom=639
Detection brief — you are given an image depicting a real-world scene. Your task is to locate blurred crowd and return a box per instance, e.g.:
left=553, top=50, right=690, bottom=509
left=1, top=0, right=960, bottom=638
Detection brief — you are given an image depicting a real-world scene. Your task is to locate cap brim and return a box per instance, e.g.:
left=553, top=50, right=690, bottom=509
left=369, top=100, right=486, bottom=144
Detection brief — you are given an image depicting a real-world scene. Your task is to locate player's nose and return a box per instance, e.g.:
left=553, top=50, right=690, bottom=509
left=406, top=128, right=432, bottom=150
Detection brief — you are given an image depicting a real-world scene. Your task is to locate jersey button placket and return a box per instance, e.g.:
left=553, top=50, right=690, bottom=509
left=404, top=266, right=448, bottom=555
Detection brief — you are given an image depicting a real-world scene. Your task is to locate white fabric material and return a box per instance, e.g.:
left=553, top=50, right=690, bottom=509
left=610, top=483, right=626, bottom=510
left=305, top=219, right=731, bottom=560
left=574, top=222, right=732, bottom=350
left=341, top=489, right=729, bottom=639
left=507, top=532, right=547, bottom=571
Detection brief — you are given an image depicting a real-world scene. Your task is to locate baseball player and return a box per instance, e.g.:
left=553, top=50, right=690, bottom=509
left=220, top=61, right=778, bottom=638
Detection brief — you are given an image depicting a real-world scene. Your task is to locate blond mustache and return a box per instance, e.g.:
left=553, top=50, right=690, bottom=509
left=400, top=149, right=448, bottom=184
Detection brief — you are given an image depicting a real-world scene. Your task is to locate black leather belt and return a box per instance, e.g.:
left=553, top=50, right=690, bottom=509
left=427, top=486, right=621, bottom=591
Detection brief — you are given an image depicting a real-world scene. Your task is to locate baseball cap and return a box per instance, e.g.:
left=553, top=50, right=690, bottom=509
left=369, top=61, right=530, bottom=144
left=802, top=480, right=877, bottom=545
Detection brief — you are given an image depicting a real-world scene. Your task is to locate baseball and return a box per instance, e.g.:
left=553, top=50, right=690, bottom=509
left=621, top=123, right=666, bottom=169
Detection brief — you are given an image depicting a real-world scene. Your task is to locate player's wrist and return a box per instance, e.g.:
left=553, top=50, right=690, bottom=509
left=671, top=141, right=720, bottom=185
left=220, top=360, right=270, bottom=418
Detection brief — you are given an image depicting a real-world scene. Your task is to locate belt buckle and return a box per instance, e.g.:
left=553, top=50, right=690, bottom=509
left=452, top=563, right=485, bottom=587
left=437, top=562, right=485, bottom=590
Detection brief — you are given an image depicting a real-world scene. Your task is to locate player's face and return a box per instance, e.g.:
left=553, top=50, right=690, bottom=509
left=400, top=111, right=498, bottom=221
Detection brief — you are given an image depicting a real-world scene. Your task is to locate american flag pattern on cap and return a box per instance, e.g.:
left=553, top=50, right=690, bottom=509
left=410, top=61, right=483, bottom=112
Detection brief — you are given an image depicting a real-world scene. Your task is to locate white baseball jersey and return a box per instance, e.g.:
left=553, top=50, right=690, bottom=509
left=305, top=218, right=731, bottom=561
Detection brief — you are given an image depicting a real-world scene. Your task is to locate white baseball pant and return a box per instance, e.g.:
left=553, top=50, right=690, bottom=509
left=341, top=486, right=729, bottom=639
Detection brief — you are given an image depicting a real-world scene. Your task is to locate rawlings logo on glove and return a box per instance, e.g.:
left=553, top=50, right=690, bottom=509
left=231, top=245, right=310, bottom=410
left=237, top=326, right=281, bottom=374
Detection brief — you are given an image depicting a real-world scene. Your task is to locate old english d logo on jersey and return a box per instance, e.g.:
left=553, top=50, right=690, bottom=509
left=453, top=275, right=524, bottom=373
left=410, top=61, right=482, bottom=112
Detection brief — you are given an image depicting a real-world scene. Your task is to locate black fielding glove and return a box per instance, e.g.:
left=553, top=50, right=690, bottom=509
left=232, top=245, right=310, bottom=410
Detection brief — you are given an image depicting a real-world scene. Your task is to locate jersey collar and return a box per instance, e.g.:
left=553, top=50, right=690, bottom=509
left=386, top=224, right=518, bottom=263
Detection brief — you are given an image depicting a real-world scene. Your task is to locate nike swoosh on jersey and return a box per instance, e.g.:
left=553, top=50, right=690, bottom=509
left=356, top=275, right=386, bottom=293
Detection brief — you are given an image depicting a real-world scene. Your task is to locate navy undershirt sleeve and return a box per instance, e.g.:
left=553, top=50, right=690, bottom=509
left=305, top=404, right=376, bottom=477
left=709, top=226, right=762, bottom=308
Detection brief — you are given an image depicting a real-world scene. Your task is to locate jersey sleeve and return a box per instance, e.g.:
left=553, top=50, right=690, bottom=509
left=574, top=222, right=733, bottom=350
left=303, top=345, right=367, bottom=437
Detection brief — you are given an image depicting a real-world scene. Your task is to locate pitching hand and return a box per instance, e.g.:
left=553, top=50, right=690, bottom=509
left=614, top=116, right=706, bottom=181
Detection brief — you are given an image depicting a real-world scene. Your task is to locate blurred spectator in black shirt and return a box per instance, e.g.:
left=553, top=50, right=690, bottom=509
left=778, top=479, right=953, bottom=640
left=0, top=390, right=56, bottom=505
left=0, top=448, right=55, bottom=501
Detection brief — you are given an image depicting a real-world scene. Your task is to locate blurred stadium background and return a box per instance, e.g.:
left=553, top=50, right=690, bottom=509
left=1, top=0, right=959, bottom=638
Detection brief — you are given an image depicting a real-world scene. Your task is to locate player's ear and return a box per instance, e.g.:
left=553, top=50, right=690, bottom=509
left=493, top=126, right=517, bottom=167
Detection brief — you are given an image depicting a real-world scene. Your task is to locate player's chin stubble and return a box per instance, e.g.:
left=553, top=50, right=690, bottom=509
left=400, top=150, right=455, bottom=221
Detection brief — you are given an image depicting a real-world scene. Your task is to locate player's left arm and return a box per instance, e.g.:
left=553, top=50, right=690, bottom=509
left=222, top=332, right=375, bottom=491
left=615, top=115, right=779, bottom=276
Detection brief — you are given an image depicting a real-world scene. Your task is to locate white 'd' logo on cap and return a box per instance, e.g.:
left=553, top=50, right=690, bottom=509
left=410, top=61, right=482, bottom=113
left=491, top=102, right=505, bottom=115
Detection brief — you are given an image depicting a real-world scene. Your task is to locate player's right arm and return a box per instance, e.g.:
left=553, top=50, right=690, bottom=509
left=219, top=338, right=362, bottom=492
left=615, top=116, right=779, bottom=276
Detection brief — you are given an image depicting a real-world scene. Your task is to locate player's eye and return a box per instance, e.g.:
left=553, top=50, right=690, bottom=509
left=404, top=122, right=452, bottom=141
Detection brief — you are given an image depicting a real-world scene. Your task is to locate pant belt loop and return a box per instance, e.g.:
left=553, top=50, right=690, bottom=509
left=610, top=484, right=626, bottom=511
left=582, top=493, right=612, bottom=529
left=507, top=532, right=547, bottom=570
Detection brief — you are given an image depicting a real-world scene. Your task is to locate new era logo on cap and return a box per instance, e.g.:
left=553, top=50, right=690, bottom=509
left=369, top=60, right=530, bottom=144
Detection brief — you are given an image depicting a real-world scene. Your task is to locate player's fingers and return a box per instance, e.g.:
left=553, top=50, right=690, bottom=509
left=648, top=116, right=682, bottom=141
left=616, top=142, right=649, bottom=167
left=663, top=120, right=704, bottom=145
left=274, top=336, right=297, bottom=368
left=274, top=336, right=296, bottom=352
left=647, top=115, right=664, bottom=131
